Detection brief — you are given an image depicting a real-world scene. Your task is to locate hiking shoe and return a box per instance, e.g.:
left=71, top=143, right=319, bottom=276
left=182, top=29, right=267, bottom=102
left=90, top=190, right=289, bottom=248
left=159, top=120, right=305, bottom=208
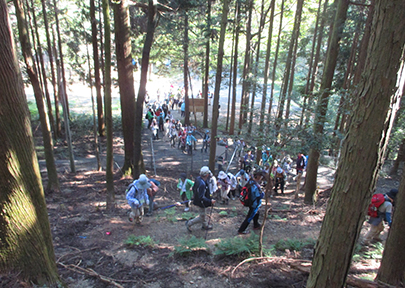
left=184, top=207, right=190, bottom=212
left=128, top=217, right=133, bottom=222
left=238, top=230, right=250, bottom=235
left=185, top=220, right=192, bottom=232
left=253, top=225, right=261, bottom=230
left=202, top=225, right=213, bottom=230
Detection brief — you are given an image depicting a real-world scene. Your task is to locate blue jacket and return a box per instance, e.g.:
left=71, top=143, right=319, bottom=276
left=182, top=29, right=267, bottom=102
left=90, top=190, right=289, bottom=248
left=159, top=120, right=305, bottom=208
left=247, top=179, right=264, bottom=209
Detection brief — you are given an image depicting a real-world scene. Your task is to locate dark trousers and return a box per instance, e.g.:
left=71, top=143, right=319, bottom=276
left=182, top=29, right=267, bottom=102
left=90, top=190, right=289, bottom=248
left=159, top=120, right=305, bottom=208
left=238, top=207, right=260, bottom=233
left=274, top=178, right=285, bottom=194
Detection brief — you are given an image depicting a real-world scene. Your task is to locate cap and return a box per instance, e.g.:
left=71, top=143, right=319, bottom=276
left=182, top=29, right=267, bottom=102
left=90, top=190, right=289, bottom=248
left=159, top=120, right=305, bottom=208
left=135, top=174, right=151, bottom=190
left=386, top=189, right=398, bottom=200
left=218, top=171, right=227, bottom=179
left=200, top=166, right=211, bottom=176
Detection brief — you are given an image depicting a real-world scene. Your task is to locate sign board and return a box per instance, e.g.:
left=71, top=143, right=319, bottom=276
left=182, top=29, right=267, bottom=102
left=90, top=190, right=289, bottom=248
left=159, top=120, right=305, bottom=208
left=189, top=98, right=205, bottom=113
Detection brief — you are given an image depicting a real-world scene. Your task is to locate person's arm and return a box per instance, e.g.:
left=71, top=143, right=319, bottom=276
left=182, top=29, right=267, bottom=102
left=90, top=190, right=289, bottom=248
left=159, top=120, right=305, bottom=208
left=385, top=212, right=392, bottom=226
left=126, top=187, right=139, bottom=206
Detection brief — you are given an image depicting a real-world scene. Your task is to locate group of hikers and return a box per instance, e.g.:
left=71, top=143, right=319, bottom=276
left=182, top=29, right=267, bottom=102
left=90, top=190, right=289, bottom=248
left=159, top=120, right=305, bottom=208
left=145, top=100, right=210, bottom=155
left=126, top=157, right=398, bottom=242
left=125, top=146, right=310, bottom=235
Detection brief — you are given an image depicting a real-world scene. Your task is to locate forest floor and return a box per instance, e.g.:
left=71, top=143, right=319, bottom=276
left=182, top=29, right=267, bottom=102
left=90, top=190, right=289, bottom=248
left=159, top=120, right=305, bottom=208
left=2, top=107, right=401, bottom=288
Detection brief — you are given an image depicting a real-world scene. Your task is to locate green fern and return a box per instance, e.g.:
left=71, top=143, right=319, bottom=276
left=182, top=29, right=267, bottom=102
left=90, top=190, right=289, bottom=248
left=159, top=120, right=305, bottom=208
left=274, top=238, right=316, bottom=252
left=171, top=235, right=208, bottom=256
left=214, top=233, right=263, bottom=256
left=125, top=235, right=155, bottom=247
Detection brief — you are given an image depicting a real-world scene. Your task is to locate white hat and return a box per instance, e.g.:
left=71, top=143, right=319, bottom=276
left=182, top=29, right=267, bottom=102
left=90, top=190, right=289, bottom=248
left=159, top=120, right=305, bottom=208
left=200, top=166, right=211, bottom=176
left=218, top=171, right=227, bottom=179
left=135, top=174, right=151, bottom=190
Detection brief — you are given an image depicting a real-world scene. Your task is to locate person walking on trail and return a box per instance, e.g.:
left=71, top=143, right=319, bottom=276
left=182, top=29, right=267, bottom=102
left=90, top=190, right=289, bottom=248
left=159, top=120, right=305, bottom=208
left=243, top=150, right=254, bottom=173
left=177, top=173, right=194, bottom=212
left=294, top=152, right=306, bottom=199
left=274, top=166, right=286, bottom=195
left=146, top=179, right=160, bottom=216
left=238, top=170, right=266, bottom=235
left=235, top=169, right=250, bottom=194
left=186, top=131, right=197, bottom=155
left=186, top=166, right=216, bottom=232
left=126, top=174, right=151, bottom=224
left=227, top=172, right=238, bottom=200
left=201, top=130, right=210, bottom=153
left=217, top=171, right=230, bottom=205
left=363, top=189, right=398, bottom=245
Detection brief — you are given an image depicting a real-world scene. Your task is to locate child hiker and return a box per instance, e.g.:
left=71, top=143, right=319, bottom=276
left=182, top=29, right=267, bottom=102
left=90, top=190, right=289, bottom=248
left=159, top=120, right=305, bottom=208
left=177, top=173, right=194, bottom=211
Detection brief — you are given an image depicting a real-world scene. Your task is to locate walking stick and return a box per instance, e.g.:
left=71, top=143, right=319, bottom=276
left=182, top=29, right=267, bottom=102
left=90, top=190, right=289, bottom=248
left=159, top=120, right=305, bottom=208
left=204, top=203, right=214, bottom=240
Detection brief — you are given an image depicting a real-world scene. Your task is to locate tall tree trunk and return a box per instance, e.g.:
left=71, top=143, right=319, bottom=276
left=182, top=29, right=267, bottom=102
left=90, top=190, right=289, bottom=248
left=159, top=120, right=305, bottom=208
left=14, top=0, right=60, bottom=193
left=248, top=0, right=266, bottom=135
left=229, top=0, right=240, bottom=136
left=183, top=11, right=190, bottom=126
left=301, top=0, right=322, bottom=127
left=86, top=44, right=102, bottom=171
left=305, top=0, right=329, bottom=127
left=0, top=1, right=61, bottom=284
left=389, top=137, right=405, bottom=176
left=276, top=0, right=303, bottom=130
left=29, top=0, right=55, bottom=137
left=304, top=0, right=349, bottom=204
left=208, top=0, right=229, bottom=173
left=41, top=0, right=61, bottom=138
left=203, top=0, right=211, bottom=129
left=53, top=0, right=69, bottom=117
left=260, top=0, right=275, bottom=134
left=134, top=0, right=157, bottom=178
left=226, top=26, right=235, bottom=132
left=90, top=0, right=105, bottom=137
left=377, top=143, right=405, bottom=285
left=114, top=0, right=135, bottom=176
left=267, top=0, right=284, bottom=127
left=307, top=1, right=405, bottom=286
left=284, top=0, right=303, bottom=122
left=102, top=0, right=115, bottom=210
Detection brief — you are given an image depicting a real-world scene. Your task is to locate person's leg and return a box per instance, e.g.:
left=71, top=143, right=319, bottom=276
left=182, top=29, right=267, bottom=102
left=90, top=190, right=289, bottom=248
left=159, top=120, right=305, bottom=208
left=187, top=207, right=205, bottom=228
left=364, top=223, right=382, bottom=245
left=147, top=195, right=155, bottom=216
left=280, top=179, right=285, bottom=194
left=253, top=210, right=260, bottom=229
left=238, top=208, right=254, bottom=233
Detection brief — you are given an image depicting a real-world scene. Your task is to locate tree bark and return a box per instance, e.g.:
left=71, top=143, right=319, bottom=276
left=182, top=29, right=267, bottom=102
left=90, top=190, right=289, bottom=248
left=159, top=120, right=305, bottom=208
left=203, top=0, right=211, bottom=129
left=208, top=0, right=229, bottom=173
left=267, top=0, right=284, bottom=127
left=305, top=0, right=329, bottom=127
left=307, top=0, right=405, bottom=286
left=90, top=0, right=105, bottom=137
left=229, top=0, right=240, bottom=136
left=0, top=1, right=61, bottom=284
left=238, top=0, right=252, bottom=132
left=134, top=0, right=157, bottom=178
left=183, top=11, right=190, bottom=126
left=377, top=143, right=405, bottom=285
left=114, top=0, right=135, bottom=176
left=260, top=0, right=275, bottom=134
left=14, top=0, right=60, bottom=193
left=102, top=0, right=115, bottom=210
left=304, top=0, right=349, bottom=204
left=276, top=0, right=303, bottom=130
left=41, top=0, right=61, bottom=138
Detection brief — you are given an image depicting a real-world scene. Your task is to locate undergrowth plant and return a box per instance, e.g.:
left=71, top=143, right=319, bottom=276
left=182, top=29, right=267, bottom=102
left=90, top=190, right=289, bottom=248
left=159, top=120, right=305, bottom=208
left=125, top=235, right=155, bottom=247
left=180, top=211, right=196, bottom=220
left=171, top=235, right=208, bottom=256
left=164, top=208, right=177, bottom=222
left=274, top=238, right=316, bottom=252
left=215, top=233, right=272, bottom=257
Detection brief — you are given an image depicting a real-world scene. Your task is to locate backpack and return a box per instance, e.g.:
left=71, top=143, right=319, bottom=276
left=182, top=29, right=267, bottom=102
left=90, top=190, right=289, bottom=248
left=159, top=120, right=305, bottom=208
left=239, top=183, right=252, bottom=207
left=367, top=193, right=385, bottom=218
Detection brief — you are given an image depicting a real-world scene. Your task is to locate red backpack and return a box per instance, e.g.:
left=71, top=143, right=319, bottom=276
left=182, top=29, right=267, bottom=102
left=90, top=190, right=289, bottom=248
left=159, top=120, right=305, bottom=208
left=367, top=193, right=385, bottom=218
